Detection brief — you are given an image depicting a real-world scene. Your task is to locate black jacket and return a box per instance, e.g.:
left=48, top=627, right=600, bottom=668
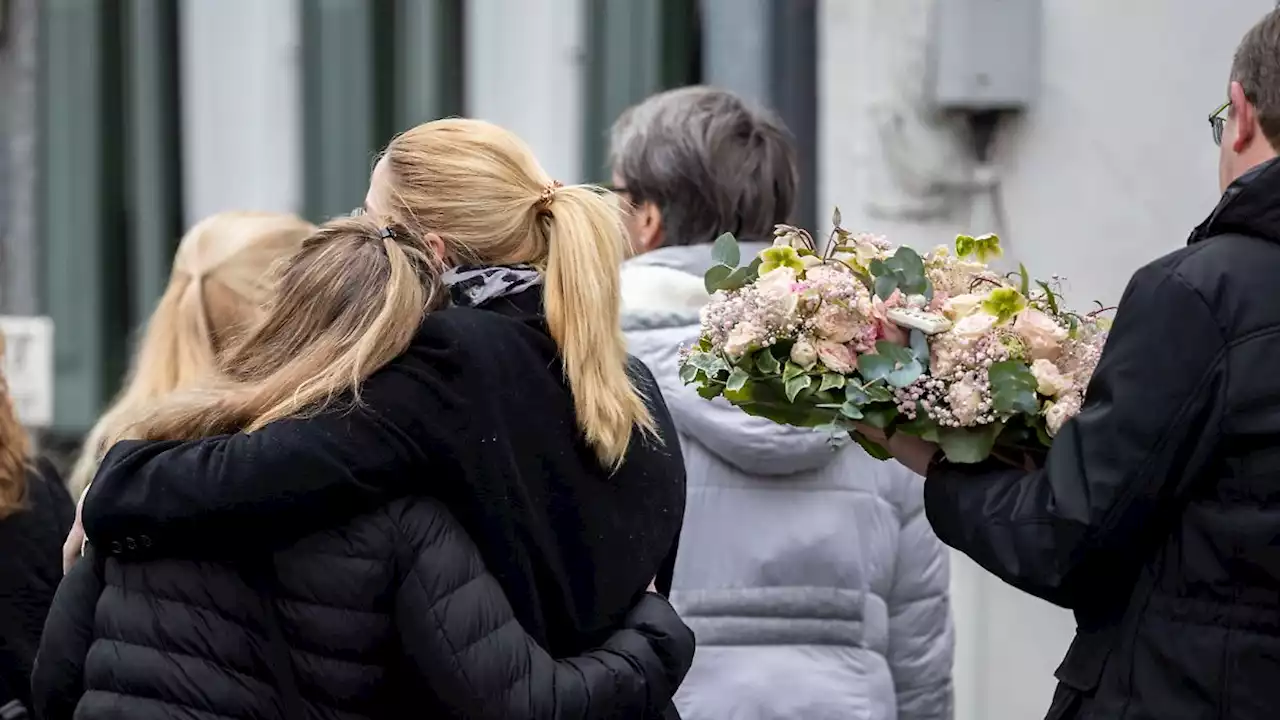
left=34, top=495, right=694, bottom=719
left=82, top=291, right=687, bottom=652
left=0, top=460, right=71, bottom=714
left=924, top=157, right=1280, bottom=720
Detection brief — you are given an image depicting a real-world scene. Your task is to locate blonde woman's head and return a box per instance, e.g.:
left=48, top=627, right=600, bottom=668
left=70, top=211, right=315, bottom=494
left=364, top=118, right=655, bottom=468
left=121, top=214, right=447, bottom=443
left=0, top=332, right=30, bottom=517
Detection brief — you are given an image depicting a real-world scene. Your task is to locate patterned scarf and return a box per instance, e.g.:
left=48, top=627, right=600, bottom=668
left=442, top=264, right=543, bottom=308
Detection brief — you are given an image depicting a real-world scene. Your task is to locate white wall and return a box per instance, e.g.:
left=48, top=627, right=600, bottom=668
left=179, top=0, right=303, bottom=225
left=465, top=0, right=585, bottom=184
left=819, top=2, right=1275, bottom=720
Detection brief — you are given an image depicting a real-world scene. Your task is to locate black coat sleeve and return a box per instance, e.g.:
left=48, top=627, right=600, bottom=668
left=389, top=499, right=695, bottom=719
left=30, top=550, right=106, bottom=720
left=923, top=262, right=1228, bottom=609
left=82, top=336, right=470, bottom=560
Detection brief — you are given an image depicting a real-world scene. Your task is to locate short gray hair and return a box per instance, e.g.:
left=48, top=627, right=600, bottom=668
left=609, top=86, right=798, bottom=246
left=1232, top=9, right=1280, bottom=151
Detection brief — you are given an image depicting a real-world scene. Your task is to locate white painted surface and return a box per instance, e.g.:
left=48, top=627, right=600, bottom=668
left=465, top=0, right=585, bottom=184
left=0, top=315, right=53, bottom=427
left=179, top=0, right=302, bottom=225
left=820, top=2, right=1276, bottom=719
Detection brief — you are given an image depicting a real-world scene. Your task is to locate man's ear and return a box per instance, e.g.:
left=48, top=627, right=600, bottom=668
left=1231, top=80, right=1258, bottom=154
left=635, top=201, right=664, bottom=252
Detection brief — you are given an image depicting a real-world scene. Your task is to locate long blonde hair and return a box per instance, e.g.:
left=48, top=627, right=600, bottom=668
left=114, top=215, right=445, bottom=443
left=372, top=118, right=655, bottom=468
left=70, top=211, right=315, bottom=494
left=0, top=332, right=31, bottom=518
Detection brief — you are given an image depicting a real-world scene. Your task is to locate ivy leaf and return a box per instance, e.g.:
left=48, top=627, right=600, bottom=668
left=704, top=265, right=732, bottom=293
left=785, top=374, right=813, bottom=402
left=711, top=232, right=740, bottom=268
left=753, top=349, right=781, bottom=375
left=840, top=402, right=864, bottom=420
left=937, top=422, right=1006, bottom=463
left=696, top=383, right=725, bottom=400
left=679, top=363, right=698, bottom=384
left=726, top=367, right=751, bottom=393
left=863, top=383, right=894, bottom=403
left=782, top=361, right=806, bottom=382
left=988, top=360, right=1040, bottom=415
left=819, top=373, right=847, bottom=392
left=858, top=353, right=895, bottom=383
left=687, top=351, right=729, bottom=378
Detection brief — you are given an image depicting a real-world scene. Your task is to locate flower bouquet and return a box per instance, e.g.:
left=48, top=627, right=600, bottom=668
left=678, top=209, right=1112, bottom=464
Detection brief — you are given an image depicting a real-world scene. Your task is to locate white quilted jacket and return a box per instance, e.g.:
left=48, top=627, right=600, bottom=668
left=623, top=244, right=955, bottom=720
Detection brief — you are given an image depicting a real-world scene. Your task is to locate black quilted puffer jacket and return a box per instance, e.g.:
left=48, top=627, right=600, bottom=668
left=32, top=496, right=694, bottom=719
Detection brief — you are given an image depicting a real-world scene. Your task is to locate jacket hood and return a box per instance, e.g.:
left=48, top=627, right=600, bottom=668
left=622, top=244, right=849, bottom=477
left=1190, top=156, right=1280, bottom=245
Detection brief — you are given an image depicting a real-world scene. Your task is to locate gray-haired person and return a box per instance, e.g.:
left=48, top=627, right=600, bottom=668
left=614, top=85, right=955, bottom=720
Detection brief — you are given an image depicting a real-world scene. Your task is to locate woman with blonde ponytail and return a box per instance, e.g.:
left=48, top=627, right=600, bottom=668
left=36, top=215, right=693, bottom=719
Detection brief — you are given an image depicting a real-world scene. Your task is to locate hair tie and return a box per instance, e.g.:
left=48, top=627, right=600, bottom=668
left=379, top=226, right=396, bottom=240
left=538, top=181, right=563, bottom=209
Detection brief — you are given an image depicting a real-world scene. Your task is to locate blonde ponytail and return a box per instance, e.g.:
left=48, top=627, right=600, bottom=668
left=114, top=216, right=445, bottom=445
left=69, top=212, right=314, bottom=494
left=542, top=186, right=656, bottom=468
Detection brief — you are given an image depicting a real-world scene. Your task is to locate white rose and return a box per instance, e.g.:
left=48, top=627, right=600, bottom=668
left=813, top=304, right=860, bottom=343
left=1045, top=402, right=1070, bottom=437
left=816, top=340, right=855, bottom=374
left=1014, top=308, right=1069, bottom=361
left=723, top=321, right=764, bottom=359
left=950, top=312, right=998, bottom=342
left=755, top=267, right=800, bottom=321
left=800, top=254, right=825, bottom=269
left=790, top=338, right=818, bottom=368
left=1030, top=358, right=1072, bottom=397
left=942, top=293, right=984, bottom=320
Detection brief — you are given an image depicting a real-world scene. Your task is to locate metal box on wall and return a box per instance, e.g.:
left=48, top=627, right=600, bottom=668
left=928, top=0, right=1042, bottom=111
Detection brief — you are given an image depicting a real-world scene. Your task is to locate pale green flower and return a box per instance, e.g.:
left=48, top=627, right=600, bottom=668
left=981, top=287, right=1027, bottom=324
left=954, top=233, right=1003, bottom=263
left=758, top=245, right=806, bottom=275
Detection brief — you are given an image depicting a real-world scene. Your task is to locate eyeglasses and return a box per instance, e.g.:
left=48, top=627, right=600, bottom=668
left=1210, top=101, right=1231, bottom=146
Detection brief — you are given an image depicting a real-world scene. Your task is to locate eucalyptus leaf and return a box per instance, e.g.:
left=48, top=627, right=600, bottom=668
left=840, top=402, right=864, bottom=420
left=726, top=367, right=751, bottom=393
left=858, top=353, right=895, bottom=382
left=938, top=422, right=1006, bottom=464
left=819, top=373, right=847, bottom=392
left=718, top=265, right=755, bottom=291
left=704, top=264, right=732, bottom=293
left=887, top=359, right=924, bottom=388
left=875, top=341, right=915, bottom=365
left=874, top=275, right=898, bottom=300
left=711, top=232, right=740, bottom=268
left=845, top=384, right=871, bottom=405
left=988, top=360, right=1040, bottom=415
left=893, top=247, right=927, bottom=294
left=869, top=258, right=890, bottom=277
left=754, top=349, right=781, bottom=375
left=785, top=374, right=813, bottom=402
left=743, top=257, right=763, bottom=283
left=909, top=329, right=931, bottom=368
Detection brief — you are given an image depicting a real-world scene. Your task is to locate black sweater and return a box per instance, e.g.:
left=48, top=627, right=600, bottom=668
left=34, top=496, right=694, bottom=719
left=0, top=460, right=71, bottom=713
left=83, top=290, right=688, bottom=657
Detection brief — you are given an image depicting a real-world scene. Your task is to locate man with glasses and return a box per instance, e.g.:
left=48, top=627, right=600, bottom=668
left=863, top=9, right=1280, bottom=719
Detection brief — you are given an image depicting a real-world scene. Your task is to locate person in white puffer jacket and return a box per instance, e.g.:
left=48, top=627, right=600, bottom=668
left=611, top=86, right=955, bottom=720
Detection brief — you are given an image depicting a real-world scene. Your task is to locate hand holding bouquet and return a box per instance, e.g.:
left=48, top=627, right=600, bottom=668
left=678, top=210, right=1112, bottom=463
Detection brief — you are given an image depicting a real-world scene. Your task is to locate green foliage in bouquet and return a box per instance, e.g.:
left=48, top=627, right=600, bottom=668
left=679, top=209, right=1113, bottom=466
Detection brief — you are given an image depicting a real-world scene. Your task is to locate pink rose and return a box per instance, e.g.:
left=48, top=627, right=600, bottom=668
left=814, top=304, right=861, bottom=343
left=816, top=340, right=856, bottom=373
left=870, top=295, right=910, bottom=346
left=1014, top=308, right=1068, bottom=361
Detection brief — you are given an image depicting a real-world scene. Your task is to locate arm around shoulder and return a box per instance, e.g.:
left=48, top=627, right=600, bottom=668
left=389, top=498, right=695, bottom=719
